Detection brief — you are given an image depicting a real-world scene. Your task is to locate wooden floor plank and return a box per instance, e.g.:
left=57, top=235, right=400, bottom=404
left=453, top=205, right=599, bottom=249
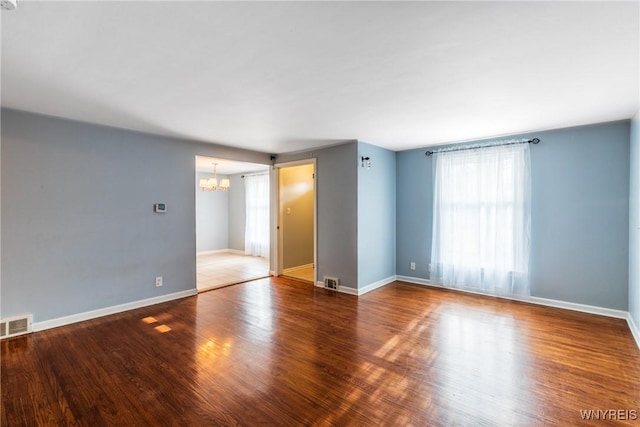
left=2, top=278, right=639, bottom=426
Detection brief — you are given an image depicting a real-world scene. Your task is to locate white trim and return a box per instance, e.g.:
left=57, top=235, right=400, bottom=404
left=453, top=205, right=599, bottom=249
left=312, top=161, right=317, bottom=287
left=526, top=296, right=628, bottom=319
left=32, top=289, right=197, bottom=332
left=275, top=159, right=318, bottom=168
left=271, top=170, right=279, bottom=279
left=313, top=277, right=396, bottom=296
left=197, top=249, right=229, bottom=256
left=0, top=314, right=33, bottom=339
left=197, top=248, right=246, bottom=256
left=315, top=281, right=358, bottom=295
left=396, top=275, right=629, bottom=319
left=357, top=275, right=397, bottom=295
left=627, top=313, right=640, bottom=351
left=334, top=285, right=359, bottom=295
left=283, top=263, right=314, bottom=275
left=396, top=275, right=433, bottom=287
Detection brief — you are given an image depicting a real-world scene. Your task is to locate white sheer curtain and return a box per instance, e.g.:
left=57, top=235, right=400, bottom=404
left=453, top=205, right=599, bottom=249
left=431, top=143, right=531, bottom=296
left=244, top=173, right=270, bottom=258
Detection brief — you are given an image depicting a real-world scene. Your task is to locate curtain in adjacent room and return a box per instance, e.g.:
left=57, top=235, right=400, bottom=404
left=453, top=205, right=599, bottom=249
left=430, top=143, right=531, bottom=296
left=244, top=173, right=270, bottom=258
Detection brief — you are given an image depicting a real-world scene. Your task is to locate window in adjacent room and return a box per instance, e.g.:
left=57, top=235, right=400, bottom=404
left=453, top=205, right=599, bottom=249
left=244, top=173, right=270, bottom=258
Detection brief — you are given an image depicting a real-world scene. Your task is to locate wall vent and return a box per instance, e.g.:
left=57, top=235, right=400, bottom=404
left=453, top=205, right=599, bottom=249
left=0, top=314, right=33, bottom=339
left=324, top=276, right=339, bottom=290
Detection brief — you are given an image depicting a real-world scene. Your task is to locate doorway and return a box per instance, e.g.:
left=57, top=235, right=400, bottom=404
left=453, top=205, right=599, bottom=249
left=195, top=156, right=270, bottom=292
left=277, top=161, right=316, bottom=284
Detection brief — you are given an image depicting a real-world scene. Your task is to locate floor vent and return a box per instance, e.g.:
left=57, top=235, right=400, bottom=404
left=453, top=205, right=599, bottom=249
left=324, top=276, right=339, bottom=290
left=0, top=314, right=33, bottom=339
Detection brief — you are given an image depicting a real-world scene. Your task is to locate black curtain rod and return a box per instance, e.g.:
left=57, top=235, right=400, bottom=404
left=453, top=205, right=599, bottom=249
left=425, top=138, right=540, bottom=157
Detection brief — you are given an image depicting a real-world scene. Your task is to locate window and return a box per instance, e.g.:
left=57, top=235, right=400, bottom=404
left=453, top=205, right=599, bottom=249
left=431, top=144, right=531, bottom=296
left=244, top=173, right=270, bottom=258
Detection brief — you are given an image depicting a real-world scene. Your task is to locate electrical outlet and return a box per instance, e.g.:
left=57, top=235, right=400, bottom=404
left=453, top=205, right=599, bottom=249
left=410, top=262, right=416, bottom=271
left=428, top=264, right=432, bottom=273
left=155, top=276, right=163, bottom=287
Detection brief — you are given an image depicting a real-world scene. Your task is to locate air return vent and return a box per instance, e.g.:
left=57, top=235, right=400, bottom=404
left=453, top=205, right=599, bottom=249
left=324, top=276, right=339, bottom=290
left=0, top=314, right=32, bottom=339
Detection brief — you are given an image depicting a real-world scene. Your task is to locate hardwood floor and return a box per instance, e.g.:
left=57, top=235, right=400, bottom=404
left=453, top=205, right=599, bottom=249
left=2, top=278, right=639, bottom=426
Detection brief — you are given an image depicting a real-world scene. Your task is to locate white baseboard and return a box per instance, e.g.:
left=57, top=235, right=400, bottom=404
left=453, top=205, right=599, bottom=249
left=315, top=281, right=357, bottom=295
left=627, top=313, right=640, bottom=351
left=396, top=275, right=629, bottom=319
left=283, top=263, right=314, bottom=275
left=357, top=275, right=397, bottom=295
left=526, top=296, right=628, bottom=319
left=314, top=276, right=396, bottom=296
left=32, top=289, right=197, bottom=332
left=337, top=285, right=358, bottom=295
left=396, top=275, right=433, bottom=287
left=197, top=248, right=247, bottom=256
left=197, top=249, right=229, bottom=255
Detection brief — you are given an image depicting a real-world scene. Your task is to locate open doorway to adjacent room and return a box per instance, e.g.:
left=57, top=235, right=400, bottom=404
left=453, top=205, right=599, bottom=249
left=195, top=156, right=271, bottom=292
left=276, top=160, right=316, bottom=284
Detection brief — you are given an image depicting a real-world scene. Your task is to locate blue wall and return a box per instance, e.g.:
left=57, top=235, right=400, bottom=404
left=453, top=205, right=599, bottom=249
left=1, top=109, right=271, bottom=323
left=196, top=171, right=229, bottom=253
left=3, top=108, right=634, bottom=324
left=629, top=110, right=640, bottom=327
left=277, top=142, right=358, bottom=288
left=397, top=121, right=630, bottom=310
left=396, top=148, right=434, bottom=280
left=357, top=141, right=396, bottom=288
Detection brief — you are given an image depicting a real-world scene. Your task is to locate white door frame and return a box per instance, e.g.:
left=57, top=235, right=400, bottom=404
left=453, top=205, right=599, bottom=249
left=273, top=159, right=317, bottom=286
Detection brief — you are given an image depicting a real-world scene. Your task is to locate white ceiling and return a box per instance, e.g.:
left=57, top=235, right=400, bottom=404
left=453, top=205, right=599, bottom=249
left=195, top=155, right=269, bottom=175
left=2, top=1, right=638, bottom=153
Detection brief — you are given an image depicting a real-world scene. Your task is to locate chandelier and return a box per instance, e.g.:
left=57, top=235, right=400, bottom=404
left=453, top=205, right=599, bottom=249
left=199, top=162, right=230, bottom=192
